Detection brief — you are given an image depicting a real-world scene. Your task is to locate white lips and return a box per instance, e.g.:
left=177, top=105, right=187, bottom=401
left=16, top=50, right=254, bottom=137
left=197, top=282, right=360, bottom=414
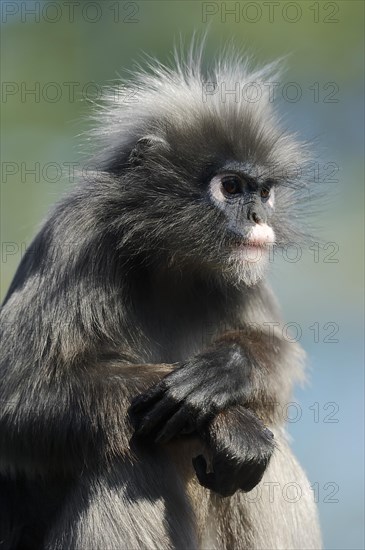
left=246, top=223, right=275, bottom=246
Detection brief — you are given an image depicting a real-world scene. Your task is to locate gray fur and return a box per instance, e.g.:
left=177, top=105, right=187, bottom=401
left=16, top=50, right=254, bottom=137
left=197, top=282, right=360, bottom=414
left=0, top=43, right=321, bottom=549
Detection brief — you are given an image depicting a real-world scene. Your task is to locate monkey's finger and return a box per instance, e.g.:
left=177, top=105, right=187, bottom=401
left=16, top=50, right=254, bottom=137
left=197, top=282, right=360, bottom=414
left=192, top=455, right=216, bottom=491
left=155, top=406, right=194, bottom=444
left=135, top=395, right=180, bottom=436
left=192, top=455, right=207, bottom=479
left=129, top=383, right=166, bottom=414
left=238, top=462, right=267, bottom=493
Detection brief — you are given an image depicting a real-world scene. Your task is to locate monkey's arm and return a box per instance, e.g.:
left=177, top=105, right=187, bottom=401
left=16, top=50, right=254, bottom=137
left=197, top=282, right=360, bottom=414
left=0, top=358, right=172, bottom=475
left=129, top=329, right=287, bottom=496
left=0, top=352, right=272, bottom=498
left=129, top=327, right=288, bottom=443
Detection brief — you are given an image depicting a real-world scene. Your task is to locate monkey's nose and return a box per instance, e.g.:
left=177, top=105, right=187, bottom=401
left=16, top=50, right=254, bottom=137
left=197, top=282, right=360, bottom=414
left=252, top=212, right=261, bottom=224
left=248, top=206, right=266, bottom=225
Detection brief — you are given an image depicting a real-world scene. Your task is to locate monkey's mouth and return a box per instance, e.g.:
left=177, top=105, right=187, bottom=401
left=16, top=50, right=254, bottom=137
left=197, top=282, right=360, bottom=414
left=237, top=241, right=270, bottom=249
left=229, top=240, right=272, bottom=263
left=231, top=238, right=273, bottom=250
left=229, top=223, right=276, bottom=252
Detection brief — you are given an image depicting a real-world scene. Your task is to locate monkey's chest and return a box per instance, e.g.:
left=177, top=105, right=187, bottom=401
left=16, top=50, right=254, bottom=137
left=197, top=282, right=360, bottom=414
left=131, top=276, right=239, bottom=363
left=144, top=312, right=214, bottom=363
left=138, top=294, right=225, bottom=363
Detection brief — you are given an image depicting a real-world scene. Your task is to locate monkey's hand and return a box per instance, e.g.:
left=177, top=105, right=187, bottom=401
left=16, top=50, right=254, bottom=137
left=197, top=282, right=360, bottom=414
left=193, top=407, right=275, bottom=497
left=129, top=343, right=251, bottom=443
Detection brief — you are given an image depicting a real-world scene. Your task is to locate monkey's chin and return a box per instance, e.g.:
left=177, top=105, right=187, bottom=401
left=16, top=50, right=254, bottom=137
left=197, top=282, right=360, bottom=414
left=225, top=246, right=271, bottom=286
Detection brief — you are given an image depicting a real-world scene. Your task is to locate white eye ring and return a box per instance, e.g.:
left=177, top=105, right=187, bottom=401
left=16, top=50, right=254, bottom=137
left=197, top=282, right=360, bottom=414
left=209, top=173, right=243, bottom=205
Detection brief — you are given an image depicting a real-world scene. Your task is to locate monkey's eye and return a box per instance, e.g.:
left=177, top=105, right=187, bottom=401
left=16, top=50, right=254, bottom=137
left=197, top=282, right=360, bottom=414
left=260, top=187, right=270, bottom=199
left=221, top=175, right=242, bottom=195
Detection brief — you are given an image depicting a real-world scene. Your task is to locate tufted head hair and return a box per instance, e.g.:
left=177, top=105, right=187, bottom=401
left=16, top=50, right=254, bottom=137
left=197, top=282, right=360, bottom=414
left=71, top=42, right=314, bottom=285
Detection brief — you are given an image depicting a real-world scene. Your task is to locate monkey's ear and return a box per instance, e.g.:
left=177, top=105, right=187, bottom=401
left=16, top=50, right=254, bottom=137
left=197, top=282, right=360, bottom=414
left=129, top=135, right=168, bottom=166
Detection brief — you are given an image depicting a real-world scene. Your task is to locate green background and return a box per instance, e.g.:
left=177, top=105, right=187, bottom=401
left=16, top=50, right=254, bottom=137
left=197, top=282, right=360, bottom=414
left=1, top=1, right=364, bottom=548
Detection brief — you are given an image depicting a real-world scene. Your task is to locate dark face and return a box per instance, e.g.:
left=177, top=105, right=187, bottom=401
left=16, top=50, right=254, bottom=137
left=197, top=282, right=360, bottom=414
left=205, top=164, right=277, bottom=284
left=207, top=163, right=276, bottom=239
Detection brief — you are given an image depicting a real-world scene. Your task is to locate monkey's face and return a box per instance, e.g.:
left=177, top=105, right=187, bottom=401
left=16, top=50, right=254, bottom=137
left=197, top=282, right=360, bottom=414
left=119, top=108, right=305, bottom=287
left=207, top=168, right=276, bottom=285
left=121, top=128, right=300, bottom=287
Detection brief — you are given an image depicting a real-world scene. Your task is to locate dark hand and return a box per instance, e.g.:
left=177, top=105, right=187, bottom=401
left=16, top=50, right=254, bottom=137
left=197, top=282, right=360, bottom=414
left=129, top=343, right=248, bottom=443
left=193, top=407, right=275, bottom=497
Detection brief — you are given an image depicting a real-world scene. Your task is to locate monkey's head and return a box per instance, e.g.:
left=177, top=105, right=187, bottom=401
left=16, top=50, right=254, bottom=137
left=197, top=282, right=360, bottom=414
left=93, top=48, right=311, bottom=286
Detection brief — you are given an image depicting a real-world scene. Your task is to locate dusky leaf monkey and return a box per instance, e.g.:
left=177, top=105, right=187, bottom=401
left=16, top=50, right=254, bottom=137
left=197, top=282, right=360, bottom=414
left=0, top=43, right=321, bottom=549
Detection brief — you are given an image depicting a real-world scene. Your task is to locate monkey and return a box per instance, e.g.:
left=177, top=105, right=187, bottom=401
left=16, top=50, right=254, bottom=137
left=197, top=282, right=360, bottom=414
left=0, top=44, right=322, bottom=550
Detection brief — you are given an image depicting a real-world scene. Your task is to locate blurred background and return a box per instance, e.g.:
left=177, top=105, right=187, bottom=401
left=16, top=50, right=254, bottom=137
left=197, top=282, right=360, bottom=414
left=1, top=1, right=364, bottom=548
